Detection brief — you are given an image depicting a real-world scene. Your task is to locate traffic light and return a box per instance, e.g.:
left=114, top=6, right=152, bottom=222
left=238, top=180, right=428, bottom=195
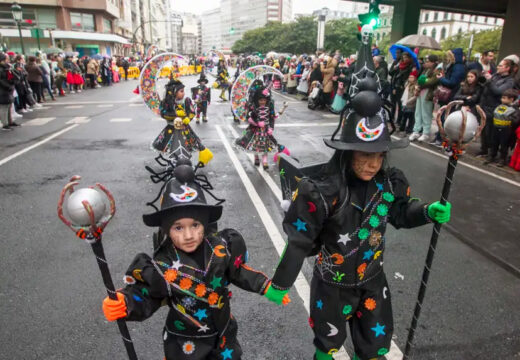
left=358, top=0, right=381, bottom=29
left=229, top=27, right=235, bottom=35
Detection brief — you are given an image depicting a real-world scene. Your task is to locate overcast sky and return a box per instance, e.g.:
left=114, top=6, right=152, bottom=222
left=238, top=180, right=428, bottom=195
left=172, top=0, right=347, bottom=16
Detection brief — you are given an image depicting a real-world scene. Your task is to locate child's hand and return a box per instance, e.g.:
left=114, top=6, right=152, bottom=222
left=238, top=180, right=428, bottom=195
left=102, top=292, right=127, bottom=321
left=427, top=201, right=451, bottom=223
left=264, top=282, right=291, bottom=306
left=257, top=121, right=265, bottom=128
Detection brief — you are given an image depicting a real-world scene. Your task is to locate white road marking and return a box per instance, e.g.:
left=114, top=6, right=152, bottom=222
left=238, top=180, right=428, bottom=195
left=237, top=122, right=337, bottom=129
left=23, top=117, right=56, bottom=126
left=129, top=103, right=143, bottom=107
left=97, top=104, right=114, bottom=108
left=65, top=117, right=90, bottom=124
left=272, top=90, right=297, bottom=101
left=323, top=113, right=340, bottom=118
left=109, top=118, right=132, bottom=122
left=391, top=135, right=520, bottom=188
left=0, top=125, right=79, bottom=167
left=217, top=125, right=350, bottom=360
left=227, top=124, right=404, bottom=359
left=64, top=105, right=84, bottom=109
left=48, top=100, right=134, bottom=105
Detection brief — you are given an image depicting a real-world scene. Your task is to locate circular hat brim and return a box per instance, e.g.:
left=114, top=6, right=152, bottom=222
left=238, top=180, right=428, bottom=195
left=143, top=204, right=223, bottom=227
left=323, top=137, right=409, bottom=152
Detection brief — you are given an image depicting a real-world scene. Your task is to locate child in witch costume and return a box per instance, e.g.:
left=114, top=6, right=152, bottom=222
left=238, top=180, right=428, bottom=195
left=153, top=78, right=213, bottom=164
left=265, top=38, right=452, bottom=359
left=213, top=59, right=229, bottom=101
left=102, top=165, right=290, bottom=360
left=235, top=85, right=278, bottom=169
left=192, top=73, right=211, bottom=124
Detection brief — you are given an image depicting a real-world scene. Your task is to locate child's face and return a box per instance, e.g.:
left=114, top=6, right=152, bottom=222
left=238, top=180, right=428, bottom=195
left=176, top=88, right=185, bottom=100
left=258, top=98, right=267, bottom=106
left=466, top=72, right=476, bottom=84
left=352, top=151, right=385, bottom=181
left=169, top=218, right=204, bottom=253
left=408, top=75, right=416, bottom=83
left=501, top=96, right=514, bottom=106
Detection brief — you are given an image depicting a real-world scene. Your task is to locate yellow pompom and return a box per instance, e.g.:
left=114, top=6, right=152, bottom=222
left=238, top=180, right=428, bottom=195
left=198, top=148, right=214, bottom=165
left=182, top=117, right=191, bottom=125
left=176, top=110, right=186, bottom=118
left=212, top=82, right=219, bottom=89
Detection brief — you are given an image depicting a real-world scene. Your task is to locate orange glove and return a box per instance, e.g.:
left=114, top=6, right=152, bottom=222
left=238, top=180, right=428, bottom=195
left=102, top=292, right=127, bottom=321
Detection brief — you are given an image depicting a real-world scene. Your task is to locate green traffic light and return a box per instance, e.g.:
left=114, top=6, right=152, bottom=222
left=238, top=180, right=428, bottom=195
left=369, top=18, right=378, bottom=27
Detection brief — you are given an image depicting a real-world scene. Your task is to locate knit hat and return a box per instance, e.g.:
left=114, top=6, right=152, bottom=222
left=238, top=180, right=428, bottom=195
left=409, top=70, right=419, bottom=78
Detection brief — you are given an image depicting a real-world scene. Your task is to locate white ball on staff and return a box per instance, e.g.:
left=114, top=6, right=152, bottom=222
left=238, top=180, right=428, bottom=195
left=66, top=188, right=107, bottom=226
left=444, top=110, right=479, bottom=144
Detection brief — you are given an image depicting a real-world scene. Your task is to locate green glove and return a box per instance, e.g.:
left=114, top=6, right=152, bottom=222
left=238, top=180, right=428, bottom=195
left=427, top=201, right=451, bottom=223
left=263, top=283, right=290, bottom=305
left=315, top=348, right=334, bottom=360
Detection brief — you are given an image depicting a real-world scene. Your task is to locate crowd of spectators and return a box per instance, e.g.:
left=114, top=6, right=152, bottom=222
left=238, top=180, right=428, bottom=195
left=233, top=46, right=520, bottom=170
left=0, top=51, right=137, bottom=132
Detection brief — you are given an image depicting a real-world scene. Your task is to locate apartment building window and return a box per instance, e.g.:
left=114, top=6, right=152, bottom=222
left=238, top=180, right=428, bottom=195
left=103, top=18, right=112, bottom=33
left=431, top=28, right=437, bottom=40
left=444, top=12, right=448, bottom=20
left=424, top=12, right=429, bottom=22
left=440, top=27, right=446, bottom=40
left=71, top=12, right=95, bottom=32
left=422, top=29, right=427, bottom=35
left=0, top=8, right=36, bottom=26
left=434, top=12, right=438, bottom=21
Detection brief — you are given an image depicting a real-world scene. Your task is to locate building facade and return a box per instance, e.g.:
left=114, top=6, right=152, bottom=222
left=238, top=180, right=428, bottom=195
left=180, top=12, right=201, bottom=56
left=0, top=0, right=131, bottom=55
left=201, top=8, right=222, bottom=53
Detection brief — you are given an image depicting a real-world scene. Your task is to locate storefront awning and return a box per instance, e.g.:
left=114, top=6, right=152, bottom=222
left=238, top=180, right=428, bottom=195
left=0, top=28, right=130, bottom=44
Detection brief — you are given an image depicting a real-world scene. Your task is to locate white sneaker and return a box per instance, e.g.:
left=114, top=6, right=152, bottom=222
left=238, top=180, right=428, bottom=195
left=409, top=132, right=421, bottom=141
left=21, top=109, right=28, bottom=113
left=418, top=134, right=430, bottom=142
left=27, top=107, right=34, bottom=112
left=13, top=112, right=23, bottom=119
left=77, top=89, right=82, bottom=93
left=70, top=90, right=75, bottom=94
left=34, top=103, right=42, bottom=108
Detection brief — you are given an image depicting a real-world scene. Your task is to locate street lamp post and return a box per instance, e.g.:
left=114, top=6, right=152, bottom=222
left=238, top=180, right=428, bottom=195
left=11, top=2, right=25, bottom=55
left=317, top=8, right=327, bottom=52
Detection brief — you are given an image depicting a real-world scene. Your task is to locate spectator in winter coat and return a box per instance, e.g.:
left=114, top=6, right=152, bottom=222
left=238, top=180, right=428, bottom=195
left=437, top=48, right=466, bottom=103
left=25, top=56, right=43, bottom=103
left=390, top=52, right=415, bottom=132
left=374, top=55, right=389, bottom=98
left=0, top=53, right=19, bottom=130
left=467, top=50, right=497, bottom=77
left=453, top=69, right=483, bottom=116
left=478, top=59, right=516, bottom=157
left=399, top=70, right=418, bottom=134
left=410, top=54, right=439, bottom=142
left=320, top=56, right=338, bottom=108
left=86, top=59, right=98, bottom=89
left=297, top=62, right=311, bottom=97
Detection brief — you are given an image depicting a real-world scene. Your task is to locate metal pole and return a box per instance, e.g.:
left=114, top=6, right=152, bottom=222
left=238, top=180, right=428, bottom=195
left=403, top=155, right=458, bottom=359
left=36, top=29, right=41, bottom=50
left=467, top=33, right=474, bottom=62
left=17, top=21, right=25, bottom=55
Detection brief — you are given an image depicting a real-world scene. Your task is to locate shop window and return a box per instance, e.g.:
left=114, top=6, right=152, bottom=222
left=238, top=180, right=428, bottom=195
left=103, top=18, right=112, bottom=33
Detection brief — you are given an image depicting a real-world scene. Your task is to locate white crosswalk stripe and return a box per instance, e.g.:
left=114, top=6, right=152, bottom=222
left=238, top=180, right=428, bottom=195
left=23, top=117, right=56, bottom=126
left=129, top=103, right=143, bottom=107
left=109, top=118, right=132, bottom=122
left=66, top=116, right=90, bottom=124
left=237, top=122, right=337, bottom=128
left=97, top=104, right=114, bottom=108
left=64, top=105, right=84, bottom=109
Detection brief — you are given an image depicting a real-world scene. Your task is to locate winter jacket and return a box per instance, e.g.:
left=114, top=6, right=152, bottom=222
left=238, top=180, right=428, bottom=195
left=439, top=48, right=466, bottom=100
left=0, top=63, right=17, bottom=104
left=417, top=67, right=440, bottom=102
left=479, top=73, right=515, bottom=114
left=25, top=63, right=43, bottom=83
left=87, top=60, right=98, bottom=75
left=453, top=83, right=483, bottom=115
left=321, top=58, right=338, bottom=94
left=389, top=60, right=414, bottom=96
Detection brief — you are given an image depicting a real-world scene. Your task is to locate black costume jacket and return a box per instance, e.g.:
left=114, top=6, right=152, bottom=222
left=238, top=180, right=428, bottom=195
left=121, top=229, right=270, bottom=338
left=272, top=168, right=431, bottom=290
left=196, top=85, right=211, bottom=103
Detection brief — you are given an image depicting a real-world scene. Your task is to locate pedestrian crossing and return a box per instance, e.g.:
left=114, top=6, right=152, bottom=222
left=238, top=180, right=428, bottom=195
left=23, top=117, right=56, bottom=126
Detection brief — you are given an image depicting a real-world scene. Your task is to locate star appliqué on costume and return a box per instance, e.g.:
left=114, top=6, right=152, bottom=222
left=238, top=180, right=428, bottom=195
left=337, top=233, right=352, bottom=246
left=198, top=324, right=210, bottom=333
left=194, top=308, right=208, bottom=321
left=233, top=254, right=243, bottom=268
left=316, top=299, right=323, bottom=310
left=170, top=259, right=182, bottom=270
left=221, top=347, right=234, bottom=360
left=210, top=276, right=222, bottom=289
left=363, top=249, right=375, bottom=260
left=292, top=218, right=307, bottom=232
left=376, top=182, right=384, bottom=191
left=371, top=322, right=386, bottom=337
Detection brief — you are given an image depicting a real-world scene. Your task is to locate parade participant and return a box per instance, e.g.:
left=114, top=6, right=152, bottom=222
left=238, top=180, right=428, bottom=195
left=266, top=26, right=452, bottom=360
left=193, top=73, right=211, bottom=124
left=485, top=88, right=519, bottom=167
left=235, top=85, right=278, bottom=169
left=214, top=58, right=229, bottom=101
left=152, top=78, right=213, bottom=164
left=102, top=165, right=289, bottom=360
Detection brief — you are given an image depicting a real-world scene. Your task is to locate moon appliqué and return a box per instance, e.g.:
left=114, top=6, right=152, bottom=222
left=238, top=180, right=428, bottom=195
left=169, top=185, right=198, bottom=203
left=214, top=245, right=226, bottom=257
left=327, top=322, right=339, bottom=337
left=383, top=286, right=388, bottom=299
left=355, top=117, right=385, bottom=142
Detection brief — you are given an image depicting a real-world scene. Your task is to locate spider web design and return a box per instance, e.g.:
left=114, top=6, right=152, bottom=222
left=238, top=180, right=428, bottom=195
left=348, top=62, right=382, bottom=99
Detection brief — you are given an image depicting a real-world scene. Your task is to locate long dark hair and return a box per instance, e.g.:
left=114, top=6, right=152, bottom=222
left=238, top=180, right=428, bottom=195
left=460, top=69, right=479, bottom=95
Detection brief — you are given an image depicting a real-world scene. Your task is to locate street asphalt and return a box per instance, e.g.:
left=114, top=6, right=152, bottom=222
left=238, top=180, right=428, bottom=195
left=0, top=75, right=519, bottom=360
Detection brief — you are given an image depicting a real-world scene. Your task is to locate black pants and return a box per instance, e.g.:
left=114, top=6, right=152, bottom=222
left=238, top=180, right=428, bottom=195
left=399, top=110, right=415, bottom=133
left=310, top=274, right=393, bottom=360
left=123, top=67, right=128, bottom=80
left=29, top=82, right=42, bottom=102
left=86, top=74, right=96, bottom=89
left=163, top=317, right=242, bottom=360
left=490, top=126, right=512, bottom=160
left=197, top=101, right=208, bottom=119
left=480, top=111, right=494, bottom=154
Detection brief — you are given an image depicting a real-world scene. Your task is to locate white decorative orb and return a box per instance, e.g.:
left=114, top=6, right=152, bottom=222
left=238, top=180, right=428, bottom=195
left=444, top=110, right=479, bottom=143
left=66, top=188, right=106, bottom=226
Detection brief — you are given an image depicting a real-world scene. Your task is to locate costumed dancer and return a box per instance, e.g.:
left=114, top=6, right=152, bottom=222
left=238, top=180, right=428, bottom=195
left=265, top=25, right=452, bottom=360
left=152, top=77, right=213, bottom=165
left=235, top=85, right=278, bottom=169
left=214, top=58, right=229, bottom=101
left=101, top=165, right=289, bottom=360
left=192, top=73, right=211, bottom=124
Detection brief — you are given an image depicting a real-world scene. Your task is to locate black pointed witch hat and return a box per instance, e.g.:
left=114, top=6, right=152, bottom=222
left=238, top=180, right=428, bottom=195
left=197, top=73, right=208, bottom=84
